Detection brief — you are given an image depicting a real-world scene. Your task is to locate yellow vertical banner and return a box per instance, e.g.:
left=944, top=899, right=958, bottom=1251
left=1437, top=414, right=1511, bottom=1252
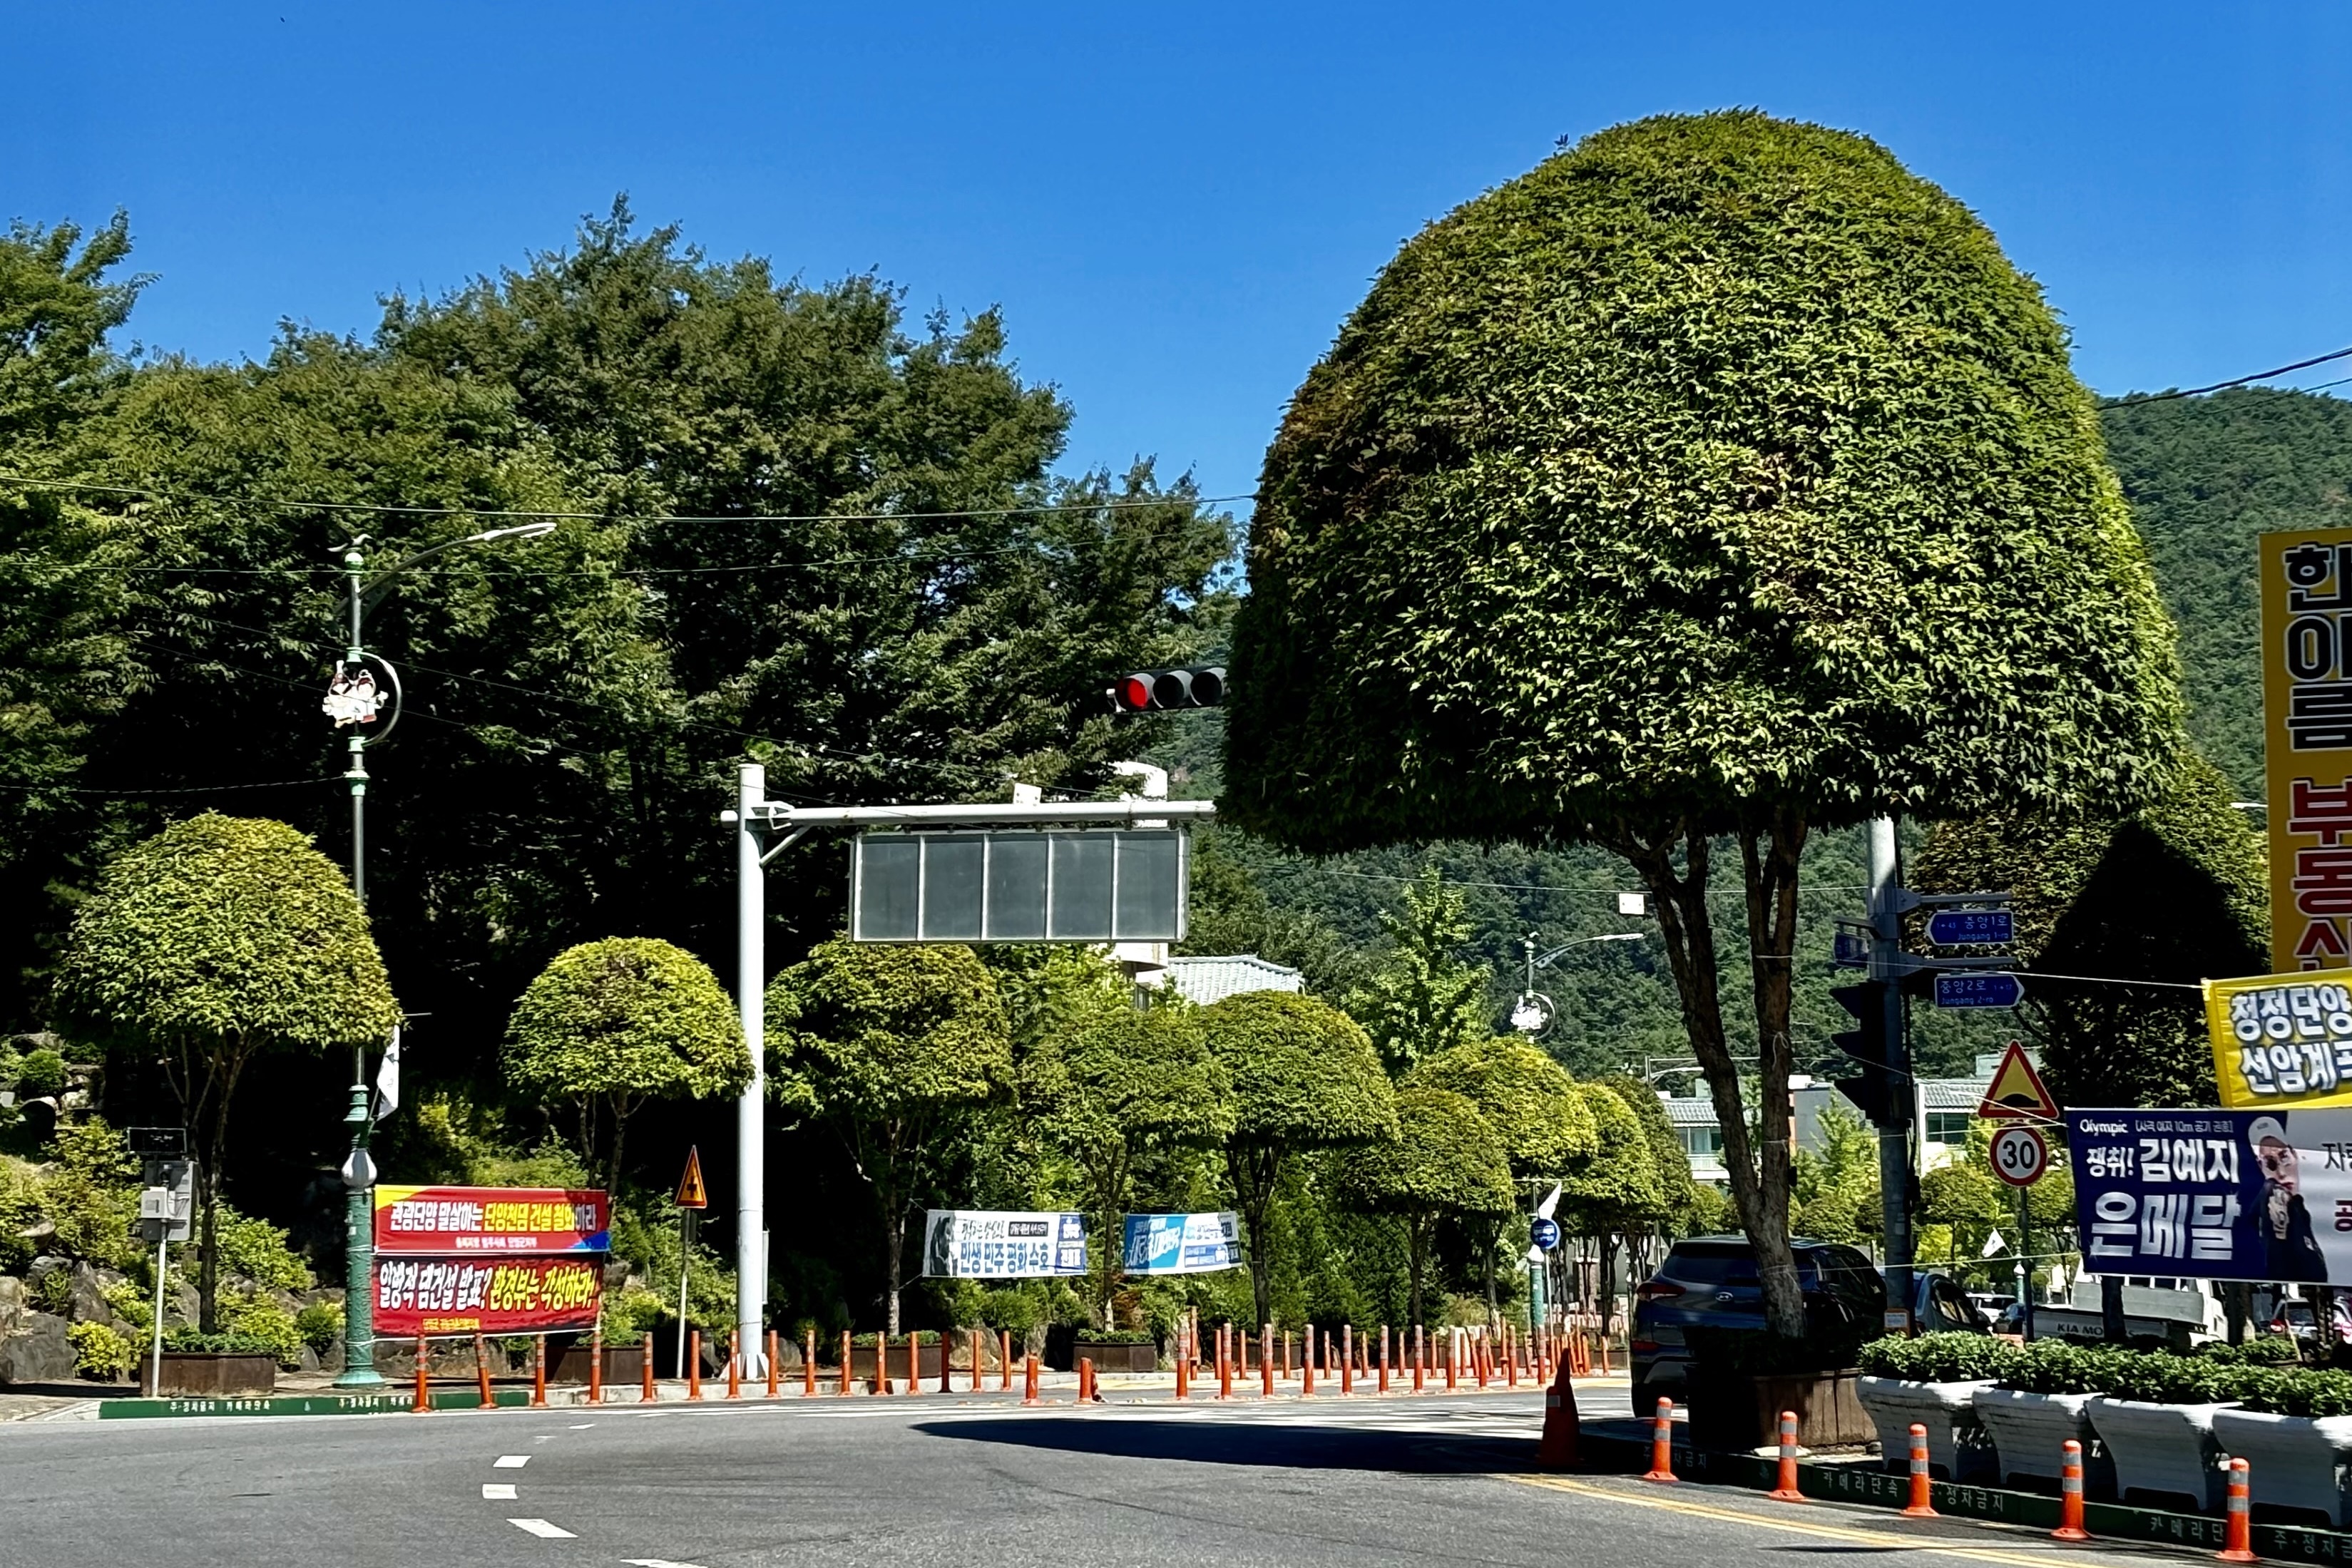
left=2266, top=527, right=2352, bottom=972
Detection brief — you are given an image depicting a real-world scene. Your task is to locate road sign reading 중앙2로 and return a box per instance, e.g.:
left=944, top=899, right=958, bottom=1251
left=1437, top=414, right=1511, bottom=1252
left=2264, top=528, right=2352, bottom=973
left=1936, top=972, right=2024, bottom=1009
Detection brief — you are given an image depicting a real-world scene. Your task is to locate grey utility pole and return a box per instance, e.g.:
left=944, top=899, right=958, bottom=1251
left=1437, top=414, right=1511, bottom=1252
left=723, top=786, right=1217, bottom=1368
left=324, top=522, right=552, bottom=1388
left=1866, top=816, right=1916, bottom=1326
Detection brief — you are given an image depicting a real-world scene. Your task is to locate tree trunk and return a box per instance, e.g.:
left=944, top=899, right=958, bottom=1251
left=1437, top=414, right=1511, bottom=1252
left=195, top=1052, right=243, bottom=1335
left=605, top=1102, right=628, bottom=1197
left=1228, top=1145, right=1278, bottom=1327
left=1406, top=1214, right=1428, bottom=1332
left=1618, top=816, right=1809, bottom=1341
left=2225, top=1281, right=2250, bottom=1346
left=2100, top=1274, right=2127, bottom=1343
left=884, top=1197, right=904, bottom=1338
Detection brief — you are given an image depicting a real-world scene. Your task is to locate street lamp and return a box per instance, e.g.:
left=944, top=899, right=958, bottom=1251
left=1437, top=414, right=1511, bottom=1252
left=1509, top=929, right=1646, bottom=1037
left=324, top=521, right=555, bottom=1389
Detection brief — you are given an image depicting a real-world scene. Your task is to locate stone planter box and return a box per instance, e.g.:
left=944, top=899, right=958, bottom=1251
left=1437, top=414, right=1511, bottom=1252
left=1972, top=1388, right=2113, bottom=1495
left=2086, top=1396, right=2236, bottom=1511
left=1689, top=1368, right=1871, bottom=1452
left=140, top=1352, right=277, bottom=1398
left=552, top=1342, right=647, bottom=1387
left=1856, top=1377, right=1997, bottom=1482
left=1073, top=1342, right=1159, bottom=1374
left=849, top=1343, right=947, bottom=1385
left=2212, top=1407, right=2352, bottom=1526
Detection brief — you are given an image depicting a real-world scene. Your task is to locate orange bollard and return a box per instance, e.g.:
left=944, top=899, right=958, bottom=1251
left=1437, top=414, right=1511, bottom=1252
left=1644, top=1396, right=1677, bottom=1483
left=839, top=1330, right=852, bottom=1397
left=1262, top=1325, right=1275, bottom=1398
left=767, top=1329, right=779, bottom=1398
left=1176, top=1341, right=1190, bottom=1400
left=474, top=1332, right=496, bottom=1410
left=589, top=1326, right=603, bottom=1405
left=1078, top=1356, right=1093, bottom=1403
left=1302, top=1327, right=1316, bottom=1398
left=1379, top=1325, right=1391, bottom=1395
left=1001, top=1330, right=1014, bottom=1393
left=2219, top=1457, right=2256, bottom=1563
left=1505, top=1326, right=1518, bottom=1390
left=1597, top=1331, right=1610, bottom=1377
left=970, top=1328, right=983, bottom=1395
left=643, top=1331, right=655, bottom=1403
left=1218, top=1326, right=1233, bottom=1400
left=1022, top=1353, right=1040, bottom=1406
left=687, top=1330, right=703, bottom=1400
left=2052, top=1439, right=2090, bottom=1542
left=1536, top=1354, right=1581, bottom=1470
left=1341, top=1326, right=1354, bottom=1395
left=1446, top=1330, right=1458, bottom=1393
left=1902, top=1423, right=1936, bottom=1517
left=1768, top=1410, right=1805, bottom=1502
left=413, top=1333, right=431, bottom=1413
left=532, top=1333, right=548, bottom=1408
left=1414, top=1325, right=1427, bottom=1394
left=805, top=1329, right=817, bottom=1397
left=727, top=1330, right=741, bottom=1400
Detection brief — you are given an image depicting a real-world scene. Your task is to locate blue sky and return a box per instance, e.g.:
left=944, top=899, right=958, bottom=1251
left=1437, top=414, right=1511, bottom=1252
left=11, top=3, right=2349, bottom=503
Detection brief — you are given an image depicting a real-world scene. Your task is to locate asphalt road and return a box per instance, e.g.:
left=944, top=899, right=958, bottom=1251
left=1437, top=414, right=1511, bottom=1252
left=0, top=1385, right=2236, bottom=1568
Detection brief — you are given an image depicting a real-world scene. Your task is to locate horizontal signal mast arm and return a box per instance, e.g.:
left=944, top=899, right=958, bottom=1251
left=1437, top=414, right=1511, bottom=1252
left=732, top=799, right=1218, bottom=829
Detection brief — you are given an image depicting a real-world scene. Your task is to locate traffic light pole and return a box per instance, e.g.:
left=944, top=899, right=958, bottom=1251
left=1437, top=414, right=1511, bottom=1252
left=1868, top=816, right=1916, bottom=1328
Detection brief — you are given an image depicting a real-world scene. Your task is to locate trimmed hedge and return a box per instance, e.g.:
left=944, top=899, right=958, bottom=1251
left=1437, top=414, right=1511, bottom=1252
left=1857, top=1332, right=2352, bottom=1416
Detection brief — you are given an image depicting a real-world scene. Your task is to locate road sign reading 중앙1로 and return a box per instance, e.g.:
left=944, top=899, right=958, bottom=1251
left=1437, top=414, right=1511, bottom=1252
left=2264, top=528, right=2352, bottom=973
left=1936, top=972, right=2025, bottom=1009
left=1926, top=908, right=2015, bottom=947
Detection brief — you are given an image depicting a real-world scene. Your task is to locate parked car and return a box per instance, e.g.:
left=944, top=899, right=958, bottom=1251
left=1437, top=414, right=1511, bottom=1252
left=1629, top=1236, right=1985, bottom=1408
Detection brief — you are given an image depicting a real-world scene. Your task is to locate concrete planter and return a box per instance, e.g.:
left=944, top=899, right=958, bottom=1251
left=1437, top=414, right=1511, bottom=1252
left=2211, top=1407, right=2352, bottom=1526
left=1073, top=1342, right=1160, bottom=1374
left=1972, top=1387, right=2112, bottom=1495
left=1856, top=1377, right=1996, bottom=1482
left=139, top=1353, right=277, bottom=1398
left=2085, top=1395, right=2236, bottom=1511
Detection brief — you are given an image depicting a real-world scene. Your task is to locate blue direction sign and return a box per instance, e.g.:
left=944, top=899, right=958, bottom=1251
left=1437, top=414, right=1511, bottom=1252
left=1934, top=971, right=2025, bottom=1009
left=1926, top=908, right=2015, bottom=947
left=1530, top=1217, right=1561, bottom=1252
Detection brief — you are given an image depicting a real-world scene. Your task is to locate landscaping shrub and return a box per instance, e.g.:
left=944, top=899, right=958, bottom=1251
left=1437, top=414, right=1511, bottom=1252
left=217, top=1295, right=305, bottom=1368
left=1993, top=1339, right=2125, bottom=1395
left=1858, top=1331, right=2018, bottom=1383
left=295, top=1301, right=344, bottom=1356
left=160, top=1327, right=285, bottom=1356
left=68, top=1320, right=136, bottom=1380
left=15, top=1049, right=67, bottom=1101
left=2201, top=1335, right=2303, bottom=1367
left=213, top=1206, right=312, bottom=1291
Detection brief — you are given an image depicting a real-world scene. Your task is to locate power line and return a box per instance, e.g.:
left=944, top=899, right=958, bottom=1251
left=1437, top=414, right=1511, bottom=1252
left=2106, top=345, right=2352, bottom=409
left=0, top=470, right=1252, bottom=528
left=0, top=776, right=339, bottom=796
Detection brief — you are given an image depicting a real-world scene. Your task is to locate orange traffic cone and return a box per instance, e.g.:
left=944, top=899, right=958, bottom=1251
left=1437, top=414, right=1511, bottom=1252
left=1535, top=1354, right=1580, bottom=1470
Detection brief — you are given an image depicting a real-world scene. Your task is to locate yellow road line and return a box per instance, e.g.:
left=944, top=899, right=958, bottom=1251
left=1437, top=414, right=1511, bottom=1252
left=1508, top=1475, right=2112, bottom=1568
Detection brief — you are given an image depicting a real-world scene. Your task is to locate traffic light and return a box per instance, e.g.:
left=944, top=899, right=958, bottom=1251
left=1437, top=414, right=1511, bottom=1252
left=1829, top=979, right=1898, bottom=1126
left=1110, top=666, right=1225, bottom=714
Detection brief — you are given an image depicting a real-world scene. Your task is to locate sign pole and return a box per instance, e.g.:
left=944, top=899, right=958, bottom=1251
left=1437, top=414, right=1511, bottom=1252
left=149, top=1230, right=166, bottom=1395
left=735, top=764, right=766, bottom=1378
left=1868, top=816, right=1916, bottom=1326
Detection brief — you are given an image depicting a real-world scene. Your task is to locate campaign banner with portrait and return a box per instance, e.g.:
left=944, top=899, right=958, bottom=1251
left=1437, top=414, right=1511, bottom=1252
left=2062, top=1107, right=2352, bottom=1284
left=373, top=1254, right=604, bottom=1337
left=1121, top=1211, right=1242, bottom=1275
left=374, top=1185, right=610, bottom=1254
left=921, top=1210, right=1090, bottom=1279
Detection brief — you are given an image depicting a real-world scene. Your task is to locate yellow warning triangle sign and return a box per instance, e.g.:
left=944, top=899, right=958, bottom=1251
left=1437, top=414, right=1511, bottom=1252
left=674, top=1145, right=707, bottom=1209
left=1977, top=1041, right=2059, bottom=1121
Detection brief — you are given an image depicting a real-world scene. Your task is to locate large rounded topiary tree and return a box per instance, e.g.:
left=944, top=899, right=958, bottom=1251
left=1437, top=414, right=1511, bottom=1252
left=1198, top=990, right=1399, bottom=1325
left=1340, top=1086, right=1514, bottom=1331
left=1225, top=111, right=2183, bottom=1337
left=54, top=814, right=402, bottom=1329
left=503, top=936, right=752, bottom=1189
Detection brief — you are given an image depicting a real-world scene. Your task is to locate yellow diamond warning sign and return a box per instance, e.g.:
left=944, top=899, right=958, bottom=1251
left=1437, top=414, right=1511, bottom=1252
left=674, top=1145, right=707, bottom=1210
left=1976, top=1041, right=2058, bottom=1122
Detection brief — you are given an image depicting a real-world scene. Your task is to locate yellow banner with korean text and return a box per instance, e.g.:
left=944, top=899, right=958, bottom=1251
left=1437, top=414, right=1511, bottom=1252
left=2207, top=971, right=2352, bottom=1109
left=2264, top=527, right=2352, bottom=972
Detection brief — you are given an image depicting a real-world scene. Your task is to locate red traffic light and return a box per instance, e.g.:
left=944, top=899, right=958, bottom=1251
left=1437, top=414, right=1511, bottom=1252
left=1110, top=666, right=1226, bottom=714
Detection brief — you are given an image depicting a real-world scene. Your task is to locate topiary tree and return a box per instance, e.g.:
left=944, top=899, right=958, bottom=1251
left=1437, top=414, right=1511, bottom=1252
left=1912, top=749, right=2265, bottom=1110
left=503, top=937, right=752, bottom=1189
left=1558, top=1083, right=1668, bottom=1331
left=53, top=814, right=400, bottom=1329
left=768, top=938, right=1011, bottom=1335
left=1022, top=1000, right=1235, bottom=1324
left=1339, top=1086, right=1514, bottom=1330
left=1224, top=111, right=2183, bottom=1338
left=1197, top=990, right=1399, bottom=1325
left=1409, top=1037, right=1597, bottom=1318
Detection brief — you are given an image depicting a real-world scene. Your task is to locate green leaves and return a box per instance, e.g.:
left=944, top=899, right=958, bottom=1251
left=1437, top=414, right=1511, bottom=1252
left=1197, top=991, right=1398, bottom=1152
left=1021, top=1003, right=1234, bottom=1169
left=503, top=936, right=750, bottom=1105
left=1405, top=1036, right=1595, bottom=1174
left=1339, top=1086, right=1514, bottom=1221
left=1344, top=866, right=1491, bottom=1074
left=1227, top=111, right=2182, bottom=851
left=766, top=938, right=1011, bottom=1124
left=55, top=813, right=399, bottom=1054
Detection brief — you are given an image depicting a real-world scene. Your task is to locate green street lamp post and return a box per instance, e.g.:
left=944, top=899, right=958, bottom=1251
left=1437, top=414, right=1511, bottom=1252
left=326, top=522, right=553, bottom=1389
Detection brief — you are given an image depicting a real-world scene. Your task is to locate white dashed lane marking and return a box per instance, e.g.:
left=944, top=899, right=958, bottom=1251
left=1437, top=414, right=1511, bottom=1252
left=481, top=1483, right=516, bottom=1500
left=622, top=1560, right=709, bottom=1567
left=509, top=1517, right=576, bottom=1539
left=494, top=1454, right=532, bottom=1467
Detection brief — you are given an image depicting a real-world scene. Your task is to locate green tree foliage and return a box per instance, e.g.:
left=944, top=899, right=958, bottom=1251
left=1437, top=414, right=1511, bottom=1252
left=1346, top=867, right=1493, bottom=1073
left=1603, top=1073, right=1704, bottom=1233
left=1223, top=112, right=2182, bottom=1335
left=1913, top=749, right=2265, bottom=1108
left=1558, top=1084, right=1667, bottom=1236
left=503, top=936, right=751, bottom=1187
left=1921, top=1162, right=2006, bottom=1268
left=1339, top=1086, right=1513, bottom=1329
left=1021, top=1000, right=1234, bottom=1322
left=53, top=814, right=398, bottom=1328
left=2100, top=388, right=2352, bottom=797
left=14, top=1047, right=66, bottom=1101
left=768, top=939, right=1011, bottom=1334
left=1791, top=1103, right=1879, bottom=1245
left=1197, top=990, right=1399, bottom=1323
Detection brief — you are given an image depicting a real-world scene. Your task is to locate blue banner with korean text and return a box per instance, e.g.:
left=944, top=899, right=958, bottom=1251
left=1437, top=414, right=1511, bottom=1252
left=2062, top=1108, right=2352, bottom=1283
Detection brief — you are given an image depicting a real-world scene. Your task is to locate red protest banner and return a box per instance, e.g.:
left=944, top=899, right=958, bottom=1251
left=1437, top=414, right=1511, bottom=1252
left=373, top=1254, right=603, bottom=1337
left=374, top=1185, right=610, bottom=1254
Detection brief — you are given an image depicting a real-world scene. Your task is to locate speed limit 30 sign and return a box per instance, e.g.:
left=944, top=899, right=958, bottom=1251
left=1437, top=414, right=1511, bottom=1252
left=1989, top=1124, right=2049, bottom=1187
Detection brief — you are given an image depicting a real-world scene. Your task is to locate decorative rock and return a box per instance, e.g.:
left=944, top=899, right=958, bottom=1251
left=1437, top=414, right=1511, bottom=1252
left=0, top=1274, right=23, bottom=1333
left=0, top=1311, right=76, bottom=1385
left=69, top=1262, right=111, bottom=1326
